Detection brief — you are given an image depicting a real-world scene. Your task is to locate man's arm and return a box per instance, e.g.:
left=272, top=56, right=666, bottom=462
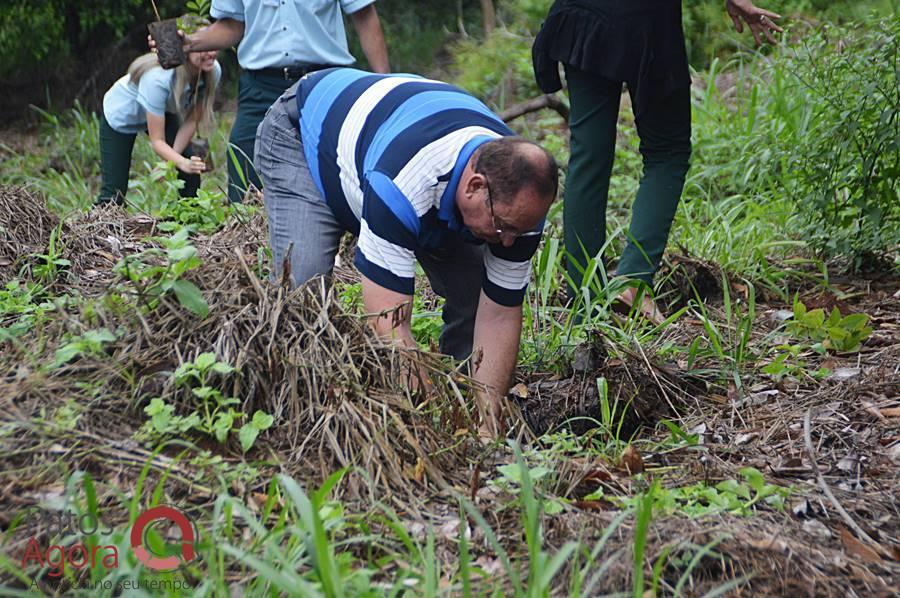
left=360, top=274, right=416, bottom=348
left=361, top=275, right=436, bottom=394
left=185, top=18, right=245, bottom=52
left=350, top=4, right=390, bottom=73
left=471, top=292, right=523, bottom=440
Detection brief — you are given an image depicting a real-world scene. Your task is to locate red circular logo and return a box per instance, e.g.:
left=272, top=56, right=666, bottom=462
left=130, top=505, right=196, bottom=571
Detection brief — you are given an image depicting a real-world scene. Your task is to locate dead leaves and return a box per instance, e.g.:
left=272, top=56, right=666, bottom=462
left=838, top=525, right=884, bottom=565
left=619, top=445, right=645, bottom=475
left=878, top=406, right=900, bottom=418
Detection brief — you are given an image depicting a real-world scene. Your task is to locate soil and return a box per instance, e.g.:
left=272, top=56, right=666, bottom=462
left=147, top=19, right=185, bottom=70
left=190, top=137, right=213, bottom=172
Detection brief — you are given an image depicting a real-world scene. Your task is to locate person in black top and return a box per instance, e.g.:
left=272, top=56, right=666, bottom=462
left=532, top=0, right=782, bottom=322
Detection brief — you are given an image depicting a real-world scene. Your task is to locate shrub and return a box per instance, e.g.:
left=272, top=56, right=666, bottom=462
left=779, top=20, right=899, bottom=264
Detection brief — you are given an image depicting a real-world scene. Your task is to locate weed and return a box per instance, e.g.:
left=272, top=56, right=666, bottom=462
left=618, top=468, right=791, bottom=518
left=786, top=296, right=873, bottom=353
left=52, top=328, right=118, bottom=368
left=28, top=223, right=71, bottom=284
left=139, top=353, right=272, bottom=452
left=114, top=226, right=208, bottom=317
left=0, top=280, right=57, bottom=342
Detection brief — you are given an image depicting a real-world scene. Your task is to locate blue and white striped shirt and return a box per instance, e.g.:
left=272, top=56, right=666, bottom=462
left=294, top=68, right=543, bottom=306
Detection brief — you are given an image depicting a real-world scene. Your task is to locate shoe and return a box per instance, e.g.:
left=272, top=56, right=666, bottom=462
left=612, top=286, right=665, bottom=326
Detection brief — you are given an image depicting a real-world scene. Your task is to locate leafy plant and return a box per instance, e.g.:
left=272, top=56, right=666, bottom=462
left=181, top=0, right=211, bottom=33
left=0, top=280, right=57, bottom=341
left=140, top=352, right=272, bottom=452
left=158, top=188, right=231, bottom=234
left=29, top=223, right=71, bottom=283
left=762, top=344, right=831, bottom=381
left=778, top=21, right=899, bottom=264
left=489, top=460, right=566, bottom=515
left=143, top=397, right=201, bottom=435
left=238, top=410, right=274, bottom=453
left=618, top=468, right=791, bottom=518
left=52, top=328, right=118, bottom=368
left=787, top=297, right=873, bottom=352
left=115, top=225, right=209, bottom=317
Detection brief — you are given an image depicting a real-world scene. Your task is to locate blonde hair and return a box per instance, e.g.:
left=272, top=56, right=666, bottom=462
left=127, top=52, right=216, bottom=133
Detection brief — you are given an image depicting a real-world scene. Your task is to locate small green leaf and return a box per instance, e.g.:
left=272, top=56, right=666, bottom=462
left=167, top=246, right=198, bottom=263
left=239, top=424, right=260, bottom=452
left=739, top=467, right=766, bottom=493
left=194, top=352, right=217, bottom=371
left=210, top=362, right=235, bottom=375
left=171, top=280, right=208, bottom=318
left=144, top=398, right=167, bottom=416
left=192, top=386, right=217, bottom=400
left=251, top=410, right=274, bottom=430
left=213, top=411, right=235, bottom=443
left=53, top=342, right=85, bottom=366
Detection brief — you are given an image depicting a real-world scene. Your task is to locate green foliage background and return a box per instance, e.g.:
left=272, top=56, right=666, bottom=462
left=0, top=0, right=185, bottom=79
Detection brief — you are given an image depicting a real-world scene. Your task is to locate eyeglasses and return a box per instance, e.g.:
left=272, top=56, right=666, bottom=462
left=483, top=175, right=542, bottom=239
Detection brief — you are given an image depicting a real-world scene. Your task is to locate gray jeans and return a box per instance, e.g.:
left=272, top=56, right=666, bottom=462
left=255, top=84, right=483, bottom=360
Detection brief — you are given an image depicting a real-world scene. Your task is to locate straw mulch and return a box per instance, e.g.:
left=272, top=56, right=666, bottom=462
left=0, top=184, right=479, bottom=516
left=1, top=183, right=898, bottom=594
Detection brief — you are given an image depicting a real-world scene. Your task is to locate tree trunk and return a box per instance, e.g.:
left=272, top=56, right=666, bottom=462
left=480, top=0, right=496, bottom=36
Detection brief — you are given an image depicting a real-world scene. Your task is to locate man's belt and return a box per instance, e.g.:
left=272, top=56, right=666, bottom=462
left=248, top=64, right=332, bottom=80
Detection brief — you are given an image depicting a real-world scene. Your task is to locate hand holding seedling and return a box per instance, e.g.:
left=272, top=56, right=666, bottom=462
left=725, top=0, right=784, bottom=45
left=149, top=19, right=244, bottom=54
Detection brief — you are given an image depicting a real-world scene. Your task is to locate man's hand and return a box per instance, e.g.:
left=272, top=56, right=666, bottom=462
left=148, top=19, right=244, bottom=53
left=725, top=0, right=783, bottom=45
left=471, top=293, right=523, bottom=443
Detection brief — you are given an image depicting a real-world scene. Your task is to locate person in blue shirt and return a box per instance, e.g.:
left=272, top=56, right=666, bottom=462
left=255, top=68, right=559, bottom=440
left=175, top=0, right=390, bottom=203
left=97, top=47, right=222, bottom=205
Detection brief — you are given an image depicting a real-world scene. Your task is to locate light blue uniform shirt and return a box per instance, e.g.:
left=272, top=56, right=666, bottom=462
left=210, top=0, right=374, bottom=70
left=102, top=62, right=222, bottom=134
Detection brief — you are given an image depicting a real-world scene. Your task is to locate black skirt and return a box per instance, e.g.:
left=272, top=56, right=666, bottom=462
left=532, top=0, right=690, bottom=117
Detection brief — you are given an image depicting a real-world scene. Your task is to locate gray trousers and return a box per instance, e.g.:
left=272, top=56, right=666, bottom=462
left=255, top=84, right=483, bottom=360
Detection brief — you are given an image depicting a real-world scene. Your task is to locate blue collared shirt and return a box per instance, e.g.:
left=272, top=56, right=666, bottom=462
left=211, top=0, right=375, bottom=70
left=103, top=62, right=222, bottom=134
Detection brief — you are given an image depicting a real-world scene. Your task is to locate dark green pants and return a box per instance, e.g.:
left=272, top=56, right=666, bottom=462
left=96, top=113, right=200, bottom=205
left=227, top=71, right=299, bottom=203
left=564, top=66, right=691, bottom=294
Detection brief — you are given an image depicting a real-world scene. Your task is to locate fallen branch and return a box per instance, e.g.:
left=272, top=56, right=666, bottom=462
left=802, top=409, right=886, bottom=556
left=500, top=94, right=569, bottom=124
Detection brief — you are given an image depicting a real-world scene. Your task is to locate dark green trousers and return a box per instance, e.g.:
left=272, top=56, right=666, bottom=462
left=227, top=71, right=299, bottom=203
left=96, top=113, right=200, bottom=205
left=563, top=66, right=691, bottom=294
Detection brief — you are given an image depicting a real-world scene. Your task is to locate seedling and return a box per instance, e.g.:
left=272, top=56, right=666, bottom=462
left=52, top=328, right=118, bottom=368
left=787, top=296, right=873, bottom=353
left=114, top=225, right=209, bottom=317
left=140, top=353, right=273, bottom=452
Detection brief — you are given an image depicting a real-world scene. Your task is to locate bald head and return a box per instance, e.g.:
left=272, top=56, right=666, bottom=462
left=472, top=137, right=558, bottom=207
